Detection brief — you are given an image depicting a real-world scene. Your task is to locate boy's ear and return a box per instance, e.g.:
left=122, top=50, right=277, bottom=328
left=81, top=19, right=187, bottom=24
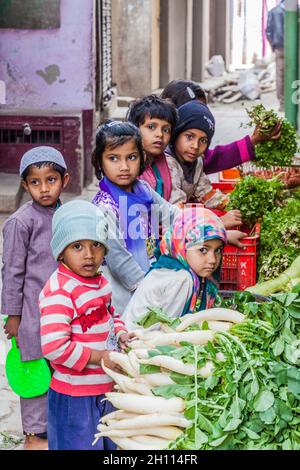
left=21, top=180, right=29, bottom=193
left=62, top=172, right=70, bottom=189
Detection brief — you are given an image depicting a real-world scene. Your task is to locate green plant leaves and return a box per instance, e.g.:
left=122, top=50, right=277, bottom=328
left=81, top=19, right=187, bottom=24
left=246, top=104, right=298, bottom=168
left=227, top=175, right=284, bottom=226
left=154, top=290, right=300, bottom=450
left=253, top=390, right=275, bottom=412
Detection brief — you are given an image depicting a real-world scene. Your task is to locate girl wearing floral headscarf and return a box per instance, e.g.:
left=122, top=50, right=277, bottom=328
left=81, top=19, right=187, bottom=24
left=123, top=207, right=227, bottom=330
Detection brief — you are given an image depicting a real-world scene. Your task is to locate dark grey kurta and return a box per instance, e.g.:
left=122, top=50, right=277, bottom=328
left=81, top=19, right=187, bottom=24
left=1, top=201, right=57, bottom=361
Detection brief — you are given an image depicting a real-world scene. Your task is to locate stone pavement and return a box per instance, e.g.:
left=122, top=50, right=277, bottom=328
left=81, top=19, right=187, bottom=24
left=0, top=91, right=279, bottom=449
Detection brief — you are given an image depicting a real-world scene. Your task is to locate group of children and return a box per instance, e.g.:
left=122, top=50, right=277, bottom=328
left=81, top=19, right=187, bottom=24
left=1, top=79, right=281, bottom=450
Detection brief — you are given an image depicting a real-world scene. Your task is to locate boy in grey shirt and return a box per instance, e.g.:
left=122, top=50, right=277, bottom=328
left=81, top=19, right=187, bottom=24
left=1, top=146, right=69, bottom=450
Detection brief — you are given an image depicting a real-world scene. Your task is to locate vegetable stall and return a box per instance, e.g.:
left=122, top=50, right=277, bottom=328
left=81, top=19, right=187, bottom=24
left=94, top=289, right=300, bottom=450
left=94, top=104, right=300, bottom=451
left=225, top=104, right=300, bottom=292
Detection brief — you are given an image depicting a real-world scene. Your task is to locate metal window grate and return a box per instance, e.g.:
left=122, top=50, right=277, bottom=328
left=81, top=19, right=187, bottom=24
left=100, top=0, right=113, bottom=105
left=0, top=128, right=61, bottom=144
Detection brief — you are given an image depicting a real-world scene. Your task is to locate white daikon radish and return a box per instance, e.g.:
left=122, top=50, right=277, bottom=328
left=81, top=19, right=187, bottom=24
left=128, top=350, right=140, bottom=375
left=160, top=323, right=176, bottom=333
left=100, top=410, right=137, bottom=424
left=140, top=355, right=215, bottom=378
left=105, top=436, right=164, bottom=451
left=216, top=352, right=226, bottom=362
left=140, top=355, right=195, bottom=376
left=141, top=372, right=174, bottom=387
left=176, top=308, right=245, bottom=332
left=109, top=351, right=138, bottom=377
left=128, top=340, right=154, bottom=350
left=205, top=321, right=233, bottom=332
left=125, top=380, right=153, bottom=396
left=97, top=412, right=191, bottom=430
left=133, top=435, right=170, bottom=448
left=95, top=426, right=183, bottom=440
left=105, top=392, right=184, bottom=414
left=150, top=330, right=215, bottom=347
left=101, top=362, right=135, bottom=393
left=198, top=360, right=214, bottom=378
left=132, top=349, right=149, bottom=359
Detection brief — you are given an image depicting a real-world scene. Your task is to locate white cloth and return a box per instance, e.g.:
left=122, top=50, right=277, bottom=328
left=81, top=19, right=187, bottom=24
left=122, top=268, right=194, bottom=331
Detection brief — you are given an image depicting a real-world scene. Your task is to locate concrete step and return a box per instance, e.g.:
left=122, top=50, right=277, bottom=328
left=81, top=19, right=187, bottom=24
left=117, top=96, right=135, bottom=107
left=0, top=173, right=23, bottom=214
left=109, top=105, right=129, bottom=122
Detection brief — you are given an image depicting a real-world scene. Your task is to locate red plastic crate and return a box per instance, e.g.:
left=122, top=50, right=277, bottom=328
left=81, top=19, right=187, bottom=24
left=220, top=224, right=260, bottom=291
left=212, top=181, right=236, bottom=194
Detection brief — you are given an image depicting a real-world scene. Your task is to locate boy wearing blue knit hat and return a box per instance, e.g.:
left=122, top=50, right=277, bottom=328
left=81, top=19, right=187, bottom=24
left=39, top=200, right=133, bottom=450
left=1, top=146, right=69, bottom=450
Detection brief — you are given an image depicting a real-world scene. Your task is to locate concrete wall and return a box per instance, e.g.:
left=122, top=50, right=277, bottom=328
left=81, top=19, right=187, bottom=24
left=0, top=0, right=94, bottom=111
left=210, top=0, right=231, bottom=70
left=112, top=0, right=159, bottom=97
left=192, top=0, right=210, bottom=82
left=159, top=0, right=188, bottom=88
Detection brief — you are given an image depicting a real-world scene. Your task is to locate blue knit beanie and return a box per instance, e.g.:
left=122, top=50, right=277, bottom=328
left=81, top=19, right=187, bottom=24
left=20, top=146, right=67, bottom=177
left=171, top=101, right=215, bottom=146
left=51, top=200, right=110, bottom=260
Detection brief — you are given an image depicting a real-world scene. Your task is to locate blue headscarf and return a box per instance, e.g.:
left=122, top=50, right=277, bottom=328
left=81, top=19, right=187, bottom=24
left=93, top=177, right=158, bottom=272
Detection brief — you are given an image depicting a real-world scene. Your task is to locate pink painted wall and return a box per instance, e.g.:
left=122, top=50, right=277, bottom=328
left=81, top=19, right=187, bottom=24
left=0, top=0, right=94, bottom=110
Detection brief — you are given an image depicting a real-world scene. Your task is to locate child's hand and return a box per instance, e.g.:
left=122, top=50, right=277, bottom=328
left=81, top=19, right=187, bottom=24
left=226, top=230, right=247, bottom=249
left=250, top=121, right=282, bottom=146
left=221, top=210, right=243, bottom=229
left=101, top=350, right=124, bottom=373
left=3, top=315, right=21, bottom=347
left=118, top=332, right=137, bottom=351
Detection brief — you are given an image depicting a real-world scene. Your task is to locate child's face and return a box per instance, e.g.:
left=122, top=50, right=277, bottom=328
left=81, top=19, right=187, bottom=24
left=22, top=165, right=69, bottom=207
left=186, top=239, right=223, bottom=277
left=102, top=138, right=141, bottom=192
left=139, top=115, right=172, bottom=157
left=59, top=239, right=106, bottom=277
left=175, top=129, right=209, bottom=163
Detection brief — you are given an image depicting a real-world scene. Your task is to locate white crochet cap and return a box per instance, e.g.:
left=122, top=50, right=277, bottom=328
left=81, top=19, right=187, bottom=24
left=20, top=146, right=67, bottom=176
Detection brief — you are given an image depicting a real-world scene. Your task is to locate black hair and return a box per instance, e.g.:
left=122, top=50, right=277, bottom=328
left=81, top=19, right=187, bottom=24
left=161, top=80, right=207, bottom=108
left=126, top=94, right=178, bottom=129
left=91, top=120, right=145, bottom=180
left=21, top=162, right=67, bottom=181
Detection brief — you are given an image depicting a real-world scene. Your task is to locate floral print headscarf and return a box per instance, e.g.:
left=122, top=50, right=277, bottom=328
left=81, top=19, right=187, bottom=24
left=159, top=206, right=227, bottom=312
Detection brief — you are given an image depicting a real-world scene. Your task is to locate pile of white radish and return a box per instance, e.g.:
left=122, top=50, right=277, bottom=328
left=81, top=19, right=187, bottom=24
left=93, top=307, right=245, bottom=450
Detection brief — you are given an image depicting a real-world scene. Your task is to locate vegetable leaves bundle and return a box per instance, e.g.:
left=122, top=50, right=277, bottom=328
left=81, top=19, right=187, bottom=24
left=155, top=289, right=300, bottom=450
left=258, top=196, right=300, bottom=281
left=246, top=104, right=299, bottom=168
left=227, top=175, right=283, bottom=226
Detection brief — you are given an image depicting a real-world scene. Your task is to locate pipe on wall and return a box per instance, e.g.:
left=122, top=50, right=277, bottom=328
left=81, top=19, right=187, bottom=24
left=284, top=0, right=299, bottom=128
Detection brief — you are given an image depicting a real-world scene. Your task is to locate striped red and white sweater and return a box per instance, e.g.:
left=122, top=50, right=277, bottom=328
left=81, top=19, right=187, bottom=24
left=39, top=263, right=127, bottom=397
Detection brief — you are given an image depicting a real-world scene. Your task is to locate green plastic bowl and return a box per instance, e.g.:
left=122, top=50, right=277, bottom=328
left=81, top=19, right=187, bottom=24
left=5, top=335, right=51, bottom=398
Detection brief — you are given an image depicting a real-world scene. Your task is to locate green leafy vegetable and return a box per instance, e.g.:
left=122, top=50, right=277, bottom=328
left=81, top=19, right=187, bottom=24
left=136, top=307, right=180, bottom=329
left=227, top=175, right=283, bottom=225
left=258, top=196, right=300, bottom=281
left=246, top=104, right=299, bottom=168
left=160, top=289, right=300, bottom=450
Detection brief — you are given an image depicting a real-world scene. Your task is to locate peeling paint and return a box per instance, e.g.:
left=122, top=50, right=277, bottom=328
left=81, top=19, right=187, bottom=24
left=0, top=0, right=94, bottom=109
left=36, top=64, right=60, bottom=85
left=84, top=82, right=92, bottom=93
left=6, top=63, right=17, bottom=81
